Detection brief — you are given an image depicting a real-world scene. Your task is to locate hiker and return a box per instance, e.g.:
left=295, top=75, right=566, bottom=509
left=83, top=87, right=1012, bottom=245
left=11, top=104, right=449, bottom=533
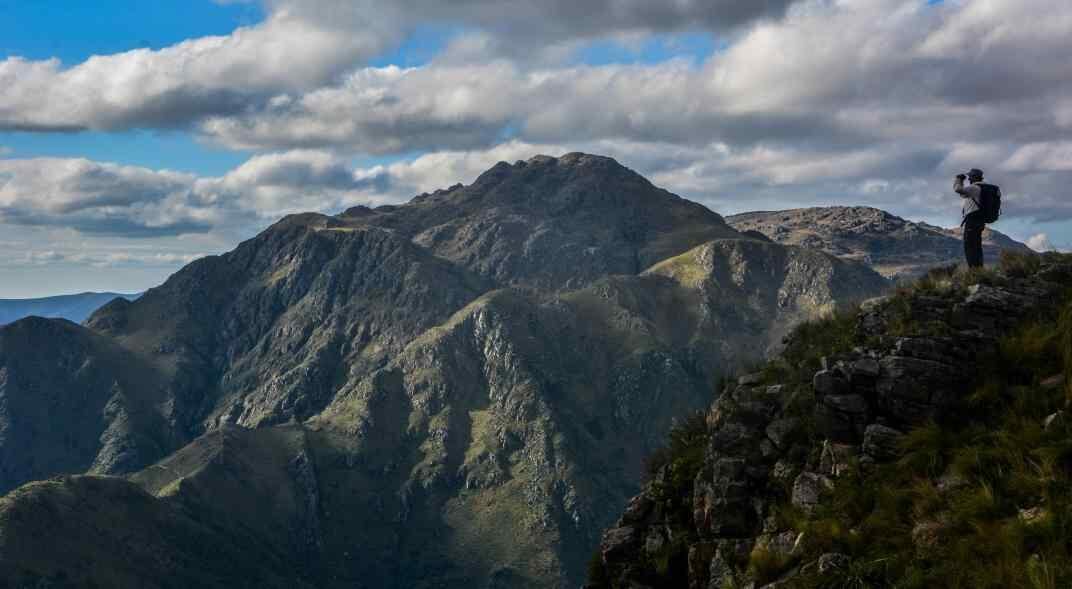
left=954, top=168, right=1002, bottom=268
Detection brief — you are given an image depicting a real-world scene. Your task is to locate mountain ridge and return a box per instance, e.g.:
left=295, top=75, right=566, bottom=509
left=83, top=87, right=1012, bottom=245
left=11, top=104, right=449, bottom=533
left=0, top=153, right=892, bottom=588
left=727, top=206, right=1033, bottom=280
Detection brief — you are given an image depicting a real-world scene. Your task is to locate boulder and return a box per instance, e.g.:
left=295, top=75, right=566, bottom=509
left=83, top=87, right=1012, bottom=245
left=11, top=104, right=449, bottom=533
left=861, top=424, right=903, bottom=461
left=621, top=494, right=654, bottom=525
left=817, top=394, right=870, bottom=442
left=813, top=370, right=850, bottom=397
left=817, top=552, right=851, bottom=575
left=792, top=472, right=833, bottom=513
left=765, top=418, right=802, bottom=451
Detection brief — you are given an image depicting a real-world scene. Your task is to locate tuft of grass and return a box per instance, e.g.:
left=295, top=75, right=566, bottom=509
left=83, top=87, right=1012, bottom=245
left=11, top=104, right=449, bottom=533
left=767, top=304, right=862, bottom=386
left=999, top=251, right=1043, bottom=279
left=748, top=544, right=794, bottom=586
left=645, top=411, right=708, bottom=488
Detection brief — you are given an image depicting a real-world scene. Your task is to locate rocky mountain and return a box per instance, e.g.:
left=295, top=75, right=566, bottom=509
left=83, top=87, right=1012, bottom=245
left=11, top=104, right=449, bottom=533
left=0, top=291, right=139, bottom=326
left=727, top=207, right=1034, bottom=280
left=591, top=252, right=1072, bottom=588
left=0, top=154, right=890, bottom=588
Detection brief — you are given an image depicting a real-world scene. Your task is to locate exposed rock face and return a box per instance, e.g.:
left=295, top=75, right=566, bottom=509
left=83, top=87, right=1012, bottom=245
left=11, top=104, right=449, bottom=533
left=0, top=154, right=890, bottom=588
left=727, top=206, right=1033, bottom=280
left=592, top=254, right=1072, bottom=588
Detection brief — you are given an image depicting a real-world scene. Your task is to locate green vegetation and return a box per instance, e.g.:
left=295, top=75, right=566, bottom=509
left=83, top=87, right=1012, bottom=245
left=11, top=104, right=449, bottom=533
left=781, top=263, right=1072, bottom=588
left=761, top=304, right=862, bottom=387
left=645, top=411, right=709, bottom=488
left=587, top=412, right=708, bottom=588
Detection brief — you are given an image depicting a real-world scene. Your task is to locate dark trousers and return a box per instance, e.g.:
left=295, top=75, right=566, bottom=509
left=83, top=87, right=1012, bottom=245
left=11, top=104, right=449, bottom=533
left=963, top=212, right=985, bottom=268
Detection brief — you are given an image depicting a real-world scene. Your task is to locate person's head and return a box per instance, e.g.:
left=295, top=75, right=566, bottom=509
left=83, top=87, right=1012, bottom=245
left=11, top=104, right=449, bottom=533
left=967, top=168, right=984, bottom=183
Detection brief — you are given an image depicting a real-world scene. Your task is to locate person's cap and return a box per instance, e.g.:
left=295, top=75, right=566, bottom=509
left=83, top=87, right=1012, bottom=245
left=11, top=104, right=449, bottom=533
left=967, top=168, right=984, bottom=180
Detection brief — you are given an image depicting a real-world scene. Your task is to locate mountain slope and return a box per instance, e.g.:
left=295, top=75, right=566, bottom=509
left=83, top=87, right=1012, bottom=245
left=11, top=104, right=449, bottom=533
left=591, top=252, right=1072, bottom=588
left=0, top=317, right=170, bottom=494
left=727, top=206, right=1033, bottom=280
left=0, top=291, right=139, bottom=326
left=0, top=428, right=318, bottom=589
left=0, top=154, right=891, bottom=588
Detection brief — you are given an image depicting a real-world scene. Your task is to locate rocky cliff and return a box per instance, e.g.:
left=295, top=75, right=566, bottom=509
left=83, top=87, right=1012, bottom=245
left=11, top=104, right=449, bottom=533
left=727, top=207, right=1033, bottom=281
left=591, top=251, right=1072, bottom=588
left=0, top=154, right=890, bottom=588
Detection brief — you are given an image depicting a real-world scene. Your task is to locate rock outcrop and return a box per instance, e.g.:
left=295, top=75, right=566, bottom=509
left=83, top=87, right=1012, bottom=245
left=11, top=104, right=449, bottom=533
left=592, top=253, right=1072, bottom=588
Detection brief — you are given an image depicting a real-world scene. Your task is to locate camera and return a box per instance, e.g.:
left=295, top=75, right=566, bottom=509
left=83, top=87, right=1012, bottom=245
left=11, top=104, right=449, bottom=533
left=956, top=173, right=967, bottom=180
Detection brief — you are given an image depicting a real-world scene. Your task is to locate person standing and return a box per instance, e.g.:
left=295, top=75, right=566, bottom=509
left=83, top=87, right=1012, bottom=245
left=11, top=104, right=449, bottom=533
left=954, top=168, right=1001, bottom=268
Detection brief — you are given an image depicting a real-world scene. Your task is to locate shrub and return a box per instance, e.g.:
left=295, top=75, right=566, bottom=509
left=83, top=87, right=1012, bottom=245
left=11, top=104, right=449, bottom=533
left=999, top=251, right=1043, bottom=279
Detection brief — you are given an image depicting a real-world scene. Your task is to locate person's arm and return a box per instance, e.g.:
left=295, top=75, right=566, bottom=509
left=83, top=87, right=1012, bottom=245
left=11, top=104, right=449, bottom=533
left=954, top=176, right=970, bottom=196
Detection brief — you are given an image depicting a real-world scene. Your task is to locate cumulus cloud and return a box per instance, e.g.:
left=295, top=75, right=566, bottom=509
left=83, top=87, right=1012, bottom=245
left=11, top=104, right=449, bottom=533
left=196, top=0, right=1072, bottom=152
left=0, top=0, right=802, bottom=133
left=0, top=11, right=393, bottom=132
left=1026, top=233, right=1057, bottom=252
left=0, top=151, right=391, bottom=238
left=0, top=159, right=214, bottom=236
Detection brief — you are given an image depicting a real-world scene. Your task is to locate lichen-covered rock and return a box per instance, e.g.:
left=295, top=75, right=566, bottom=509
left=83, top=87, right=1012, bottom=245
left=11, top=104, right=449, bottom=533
left=792, top=472, right=834, bottom=513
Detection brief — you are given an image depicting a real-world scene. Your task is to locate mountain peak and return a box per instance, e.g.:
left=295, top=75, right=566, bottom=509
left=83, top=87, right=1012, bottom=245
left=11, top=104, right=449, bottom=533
left=468, top=152, right=634, bottom=188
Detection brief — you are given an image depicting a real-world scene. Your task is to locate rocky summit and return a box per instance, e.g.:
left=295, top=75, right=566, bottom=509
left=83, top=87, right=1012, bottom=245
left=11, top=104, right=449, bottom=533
left=727, top=206, right=1033, bottom=281
left=0, top=154, right=891, bottom=588
left=591, top=252, right=1072, bottom=588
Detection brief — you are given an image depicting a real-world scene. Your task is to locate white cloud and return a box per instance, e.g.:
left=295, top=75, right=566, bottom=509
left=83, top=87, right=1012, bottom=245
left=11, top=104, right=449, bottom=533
left=1026, top=233, right=1057, bottom=252
left=1, top=250, right=208, bottom=269
left=0, top=0, right=802, bottom=133
left=0, top=11, right=392, bottom=132
left=0, top=151, right=391, bottom=238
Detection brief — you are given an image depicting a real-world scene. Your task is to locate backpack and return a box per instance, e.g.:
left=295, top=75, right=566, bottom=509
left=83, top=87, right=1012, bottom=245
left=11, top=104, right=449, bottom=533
left=975, top=183, right=1001, bottom=224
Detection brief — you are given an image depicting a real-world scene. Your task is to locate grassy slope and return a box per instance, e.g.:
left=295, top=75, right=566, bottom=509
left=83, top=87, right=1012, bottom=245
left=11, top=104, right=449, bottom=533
left=783, top=256, right=1072, bottom=588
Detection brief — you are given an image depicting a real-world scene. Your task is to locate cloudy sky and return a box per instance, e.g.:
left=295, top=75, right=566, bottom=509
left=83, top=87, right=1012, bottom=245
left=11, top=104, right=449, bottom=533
left=1, top=0, right=1070, bottom=297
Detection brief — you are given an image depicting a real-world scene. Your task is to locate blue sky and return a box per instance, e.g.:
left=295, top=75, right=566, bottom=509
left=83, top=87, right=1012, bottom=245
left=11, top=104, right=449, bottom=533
left=1, top=0, right=1070, bottom=297
left=0, top=1, right=263, bottom=63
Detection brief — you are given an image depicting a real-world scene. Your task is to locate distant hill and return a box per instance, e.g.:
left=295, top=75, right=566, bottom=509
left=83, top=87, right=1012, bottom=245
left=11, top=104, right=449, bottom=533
left=0, top=292, right=140, bottom=326
left=727, top=206, right=1034, bottom=280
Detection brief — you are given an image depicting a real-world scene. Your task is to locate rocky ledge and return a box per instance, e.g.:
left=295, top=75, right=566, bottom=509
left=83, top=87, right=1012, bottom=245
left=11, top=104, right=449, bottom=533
left=589, top=253, right=1072, bottom=588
